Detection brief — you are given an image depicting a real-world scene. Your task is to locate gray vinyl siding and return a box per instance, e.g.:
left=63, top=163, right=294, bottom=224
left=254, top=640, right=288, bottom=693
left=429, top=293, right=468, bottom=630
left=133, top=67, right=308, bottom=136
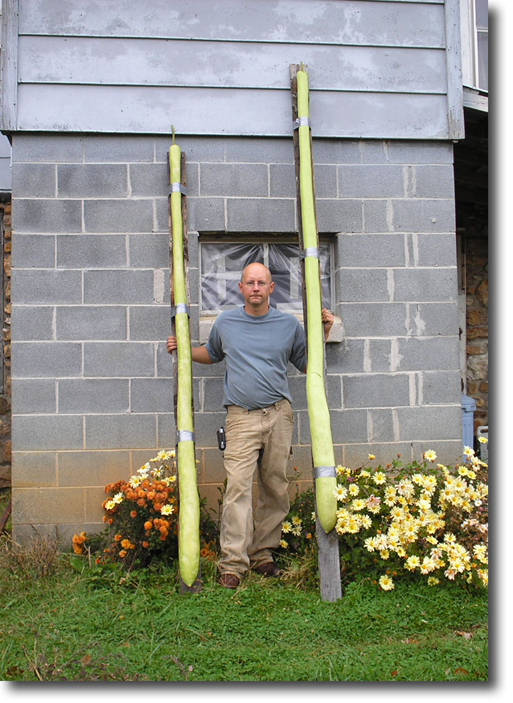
left=2, top=0, right=464, bottom=139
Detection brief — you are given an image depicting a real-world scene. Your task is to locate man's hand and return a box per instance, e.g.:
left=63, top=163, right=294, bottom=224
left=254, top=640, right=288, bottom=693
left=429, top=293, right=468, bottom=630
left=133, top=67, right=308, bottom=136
left=166, top=336, right=213, bottom=364
left=321, top=308, right=334, bottom=341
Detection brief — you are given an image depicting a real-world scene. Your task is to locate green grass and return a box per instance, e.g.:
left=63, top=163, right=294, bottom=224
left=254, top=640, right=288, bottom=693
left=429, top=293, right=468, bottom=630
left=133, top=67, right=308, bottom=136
left=0, top=548, right=487, bottom=682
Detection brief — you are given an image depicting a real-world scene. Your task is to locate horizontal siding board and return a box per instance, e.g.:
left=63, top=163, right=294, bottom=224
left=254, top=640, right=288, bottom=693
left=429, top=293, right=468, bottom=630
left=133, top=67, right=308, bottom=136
left=20, top=0, right=445, bottom=48
left=17, top=84, right=449, bottom=138
left=19, top=36, right=448, bottom=94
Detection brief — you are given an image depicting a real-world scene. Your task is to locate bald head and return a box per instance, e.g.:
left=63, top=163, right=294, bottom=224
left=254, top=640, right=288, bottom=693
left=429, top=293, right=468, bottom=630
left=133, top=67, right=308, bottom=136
left=240, top=262, right=272, bottom=284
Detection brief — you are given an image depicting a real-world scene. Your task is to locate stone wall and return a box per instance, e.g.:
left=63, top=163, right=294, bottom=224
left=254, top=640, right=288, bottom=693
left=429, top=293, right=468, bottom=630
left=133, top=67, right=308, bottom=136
left=465, top=225, right=488, bottom=431
left=9, top=134, right=461, bottom=542
left=0, top=198, right=11, bottom=489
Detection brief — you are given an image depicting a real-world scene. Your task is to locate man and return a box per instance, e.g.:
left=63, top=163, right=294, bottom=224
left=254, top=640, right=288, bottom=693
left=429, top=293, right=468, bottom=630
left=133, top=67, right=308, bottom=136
left=167, top=262, right=333, bottom=589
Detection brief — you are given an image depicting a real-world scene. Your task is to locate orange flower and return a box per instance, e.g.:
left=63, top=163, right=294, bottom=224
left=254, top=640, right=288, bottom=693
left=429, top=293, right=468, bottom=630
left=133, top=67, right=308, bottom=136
left=153, top=503, right=162, bottom=513
left=144, top=521, right=153, bottom=531
left=121, top=539, right=132, bottom=549
left=119, top=550, right=127, bottom=558
left=130, top=510, right=137, bottom=519
left=115, top=534, right=123, bottom=542
left=142, top=541, right=149, bottom=548
left=72, top=543, right=84, bottom=554
left=160, top=534, right=167, bottom=541
left=102, top=515, right=108, bottom=523
left=137, top=499, right=146, bottom=507
left=147, top=491, right=155, bottom=501
left=108, top=518, right=113, bottom=524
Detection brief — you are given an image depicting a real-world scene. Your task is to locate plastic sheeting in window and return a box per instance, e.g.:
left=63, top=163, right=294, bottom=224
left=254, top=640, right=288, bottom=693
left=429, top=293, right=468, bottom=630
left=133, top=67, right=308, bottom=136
left=200, top=242, right=331, bottom=313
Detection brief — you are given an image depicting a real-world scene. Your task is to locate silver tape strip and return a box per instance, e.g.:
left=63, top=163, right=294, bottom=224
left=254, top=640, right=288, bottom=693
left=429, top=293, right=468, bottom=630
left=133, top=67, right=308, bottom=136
left=293, top=116, right=311, bottom=129
left=301, top=247, right=319, bottom=259
left=170, top=303, right=190, bottom=318
left=314, top=466, right=336, bottom=479
left=177, top=430, right=195, bottom=443
left=169, top=182, right=187, bottom=195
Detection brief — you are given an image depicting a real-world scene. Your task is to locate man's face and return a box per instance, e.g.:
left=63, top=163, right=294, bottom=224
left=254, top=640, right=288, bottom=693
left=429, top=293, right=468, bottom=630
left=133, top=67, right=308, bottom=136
left=239, top=263, right=275, bottom=311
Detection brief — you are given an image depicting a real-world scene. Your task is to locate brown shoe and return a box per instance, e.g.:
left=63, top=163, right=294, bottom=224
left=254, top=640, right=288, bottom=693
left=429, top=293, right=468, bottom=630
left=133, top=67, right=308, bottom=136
left=252, top=562, right=281, bottom=577
left=218, top=573, right=241, bottom=589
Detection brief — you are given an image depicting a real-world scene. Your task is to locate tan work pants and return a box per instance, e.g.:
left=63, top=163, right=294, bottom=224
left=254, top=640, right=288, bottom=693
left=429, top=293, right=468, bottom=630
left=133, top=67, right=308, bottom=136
left=218, top=398, right=294, bottom=577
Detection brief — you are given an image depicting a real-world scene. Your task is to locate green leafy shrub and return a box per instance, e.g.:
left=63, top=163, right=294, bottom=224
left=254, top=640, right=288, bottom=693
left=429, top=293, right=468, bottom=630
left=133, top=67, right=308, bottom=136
left=279, top=448, right=488, bottom=592
left=72, top=451, right=219, bottom=570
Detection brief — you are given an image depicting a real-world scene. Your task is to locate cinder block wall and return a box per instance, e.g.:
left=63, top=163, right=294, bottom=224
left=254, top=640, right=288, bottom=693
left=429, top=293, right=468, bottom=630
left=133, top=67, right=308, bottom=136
left=10, top=134, right=461, bottom=542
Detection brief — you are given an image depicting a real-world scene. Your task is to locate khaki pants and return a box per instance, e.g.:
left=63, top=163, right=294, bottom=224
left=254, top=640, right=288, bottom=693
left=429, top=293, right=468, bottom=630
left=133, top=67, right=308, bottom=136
left=218, top=398, right=294, bottom=577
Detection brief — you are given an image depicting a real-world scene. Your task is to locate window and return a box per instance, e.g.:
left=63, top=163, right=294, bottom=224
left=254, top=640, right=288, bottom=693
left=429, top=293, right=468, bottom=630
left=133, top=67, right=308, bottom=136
left=199, top=239, right=333, bottom=315
left=461, top=0, right=488, bottom=92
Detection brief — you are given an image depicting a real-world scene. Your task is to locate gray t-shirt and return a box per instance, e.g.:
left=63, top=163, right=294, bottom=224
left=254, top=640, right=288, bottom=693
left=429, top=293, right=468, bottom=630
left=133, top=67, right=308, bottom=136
left=204, top=306, right=307, bottom=410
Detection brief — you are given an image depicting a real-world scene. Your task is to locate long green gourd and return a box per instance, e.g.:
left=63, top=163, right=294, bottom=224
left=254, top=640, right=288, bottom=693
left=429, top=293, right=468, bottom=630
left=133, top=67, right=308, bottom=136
left=169, top=143, right=200, bottom=587
left=297, top=70, right=337, bottom=534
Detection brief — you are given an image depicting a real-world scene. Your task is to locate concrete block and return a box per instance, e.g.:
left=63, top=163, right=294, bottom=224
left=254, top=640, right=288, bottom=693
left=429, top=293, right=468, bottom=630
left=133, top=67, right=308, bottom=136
left=11, top=270, right=82, bottom=304
left=155, top=135, right=225, bottom=163
left=12, top=163, right=56, bottom=197
left=11, top=305, right=54, bottom=341
left=58, top=164, right=128, bottom=198
left=224, top=137, right=294, bottom=164
left=288, top=374, right=307, bottom=410
left=83, top=342, right=154, bottom=377
left=12, top=135, right=83, bottom=163
left=202, top=447, right=228, bottom=484
left=421, top=370, right=461, bottom=405
left=269, top=164, right=295, bottom=198
left=338, top=165, right=404, bottom=198
left=194, top=411, right=226, bottom=448
left=342, top=442, right=414, bottom=467
left=315, top=165, right=338, bottom=198
left=129, top=233, right=169, bottom=269
left=336, top=233, right=405, bottom=268
left=411, top=165, right=455, bottom=198
left=85, top=414, right=157, bottom=449
left=130, top=378, right=174, bottom=412
left=156, top=413, right=180, bottom=448
left=337, top=268, right=389, bottom=302
left=12, top=415, right=84, bottom=450
left=360, top=141, right=390, bottom=164
left=203, top=377, right=225, bottom=411
left=12, top=234, right=55, bottom=268
left=316, top=199, right=362, bottom=233
left=84, top=270, right=155, bottom=304
left=369, top=409, right=396, bottom=442
left=58, top=450, right=131, bottom=486
left=58, top=379, right=130, bottom=413
left=11, top=452, right=57, bottom=487
left=363, top=200, right=390, bottom=233
left=11, top=378, right=56, bottom=414
left=343, top=374, right=410, bottom=408
left=339, top=303, right=408, bottom=337
left=312, top=139, right=361, bottom=164
left=408, top=302, right=459, bottom=336
left=188, top=197, right=226, bottom=231
left=368, top=339, right=392, bottom=372
left=392, top=199, right=456, bottom=233
left=83, top=135, right=154, bottom=162
left=396, top=405, right=461, bottom=441
left=129, top=305, right=172, bottom=341
left=12, top=487, right=85, bottom=525
left=12, top=342, right=82, bottom=378
left=386, top=141, right=454, bottom=164
left=56, top=305, right=127, bottom=340
left=227, top=198, right=295, bottom=232
left=396, top=337, right=459, bottom=372
left=411, top=440, right=463, bottom=466
left=394, top=268, right=458, bottom=302
left=201, top=163, right=268, bottom=197
left=83, top=199, right=153, bottom=233
left=329, top=409, right=369, bottom=443
left=326, top=374, right=343, bottom=409
left=85, top=487, right=108, bottom=522
left=154, top=197, right=171, bottom=233
left=13, top=199, right=82, bottom=233
left=326, top=339, right=365, bottom=374
left=416, top=233, right=457, bottom=267
left=57, top=234, right=127, bottom=268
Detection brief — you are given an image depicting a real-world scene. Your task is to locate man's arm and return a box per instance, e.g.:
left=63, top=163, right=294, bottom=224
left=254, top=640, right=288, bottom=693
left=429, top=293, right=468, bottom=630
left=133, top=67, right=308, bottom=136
left=166, top=336, right=214, bottom=364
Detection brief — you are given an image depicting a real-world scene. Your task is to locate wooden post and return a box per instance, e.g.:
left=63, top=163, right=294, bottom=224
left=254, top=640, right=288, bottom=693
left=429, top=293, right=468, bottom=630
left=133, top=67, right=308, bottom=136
left=168, top=139, right=202, bottom=594
left=290, top=64, right=342, bottom=602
